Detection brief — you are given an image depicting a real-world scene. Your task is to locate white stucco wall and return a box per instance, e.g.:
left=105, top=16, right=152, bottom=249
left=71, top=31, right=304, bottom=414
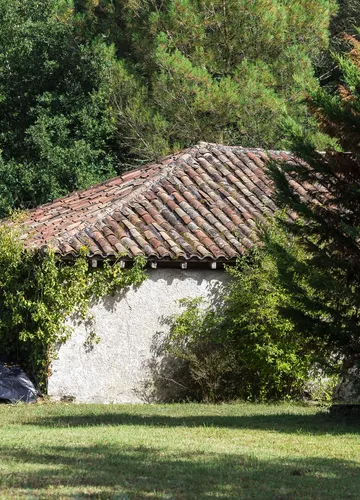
left=48, top=268, right=229, bottom=403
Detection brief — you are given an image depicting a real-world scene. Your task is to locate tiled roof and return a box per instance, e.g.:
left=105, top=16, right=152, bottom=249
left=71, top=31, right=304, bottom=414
left=19, top=143, right=309, bottom=262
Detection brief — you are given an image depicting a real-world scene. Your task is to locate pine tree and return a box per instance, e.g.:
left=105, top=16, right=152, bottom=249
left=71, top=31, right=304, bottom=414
left=76, top=0, right=337, bottom=150
left=269, top=34, right=360, bottom=366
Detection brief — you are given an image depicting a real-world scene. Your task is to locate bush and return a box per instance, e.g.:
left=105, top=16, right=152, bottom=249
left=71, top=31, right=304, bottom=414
left=161, top=225, right=333, bottom=402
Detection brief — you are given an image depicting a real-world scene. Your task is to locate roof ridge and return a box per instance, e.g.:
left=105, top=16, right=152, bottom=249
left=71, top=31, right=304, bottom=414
left=196, top=141, right=294, bottom=155
left=95, top=157, right=184, bottom=221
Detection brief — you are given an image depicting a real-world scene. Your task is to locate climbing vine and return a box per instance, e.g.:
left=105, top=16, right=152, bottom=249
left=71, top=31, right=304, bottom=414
left=0, top=222, right=147, bottom=388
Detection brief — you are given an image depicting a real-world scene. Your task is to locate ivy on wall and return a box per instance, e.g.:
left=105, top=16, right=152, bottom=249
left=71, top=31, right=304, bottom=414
left=0, top=222, right=147, bottom=388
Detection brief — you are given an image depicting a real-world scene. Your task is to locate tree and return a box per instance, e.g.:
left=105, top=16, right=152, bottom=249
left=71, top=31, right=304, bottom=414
left=0, top=0, right=118, bottom=216
left=75, top=0, right=337, bottom=150
left=269, top=34, right=360, bottom=368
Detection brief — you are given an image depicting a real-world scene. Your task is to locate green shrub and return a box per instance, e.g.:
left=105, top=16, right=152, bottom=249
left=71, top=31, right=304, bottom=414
left=162, top=225, right=333, bottom=402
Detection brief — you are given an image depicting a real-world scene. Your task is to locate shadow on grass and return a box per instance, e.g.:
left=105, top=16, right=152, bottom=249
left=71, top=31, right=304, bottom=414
left=26, top=411, right=360, bottom=435
left=0, top=444, right=359, bottom=499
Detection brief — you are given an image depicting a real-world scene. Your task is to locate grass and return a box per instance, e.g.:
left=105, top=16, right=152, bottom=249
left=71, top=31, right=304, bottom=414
left=0, top=402, right=359, bottom=499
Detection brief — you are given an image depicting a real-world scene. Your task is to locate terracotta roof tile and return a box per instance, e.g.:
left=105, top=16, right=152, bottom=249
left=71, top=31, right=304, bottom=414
left=14, top=143, right=317, bottom=262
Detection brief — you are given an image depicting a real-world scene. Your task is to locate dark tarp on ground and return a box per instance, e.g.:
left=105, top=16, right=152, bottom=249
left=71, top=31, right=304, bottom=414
left=0, top=362, right=38, bottom=403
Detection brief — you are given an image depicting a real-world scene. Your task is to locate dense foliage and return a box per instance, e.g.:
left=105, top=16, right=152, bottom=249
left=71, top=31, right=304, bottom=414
left=0, top=0, right=122, bottom=216
left=0, top=222, right=146, bottom=386
left=79, top=0, right=336, bottom=151
left=268, top=34, right=360, bottom=378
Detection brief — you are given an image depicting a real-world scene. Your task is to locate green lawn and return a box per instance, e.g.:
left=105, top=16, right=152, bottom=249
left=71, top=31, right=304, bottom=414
left=0, top=403, right=359, bottom=499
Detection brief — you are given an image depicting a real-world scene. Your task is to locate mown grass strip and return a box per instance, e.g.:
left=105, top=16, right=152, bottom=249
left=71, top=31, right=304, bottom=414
left=0, top=403, right=358, bottom=499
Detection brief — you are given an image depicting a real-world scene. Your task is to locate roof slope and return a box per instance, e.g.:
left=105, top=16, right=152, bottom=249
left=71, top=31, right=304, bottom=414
left=21, top=143, right=307, bottom=262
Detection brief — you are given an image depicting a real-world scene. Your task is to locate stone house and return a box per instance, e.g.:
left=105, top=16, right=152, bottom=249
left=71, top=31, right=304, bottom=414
left=21, top=142, right=305, bottom=403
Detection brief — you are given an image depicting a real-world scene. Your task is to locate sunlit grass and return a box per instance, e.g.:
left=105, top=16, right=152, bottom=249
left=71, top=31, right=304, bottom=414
left=0, top=402, right=359, bottom=499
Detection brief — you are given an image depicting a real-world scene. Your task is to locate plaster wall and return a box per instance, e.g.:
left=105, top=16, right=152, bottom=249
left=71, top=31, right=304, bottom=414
left=48, top=268, right=229, bottom=403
